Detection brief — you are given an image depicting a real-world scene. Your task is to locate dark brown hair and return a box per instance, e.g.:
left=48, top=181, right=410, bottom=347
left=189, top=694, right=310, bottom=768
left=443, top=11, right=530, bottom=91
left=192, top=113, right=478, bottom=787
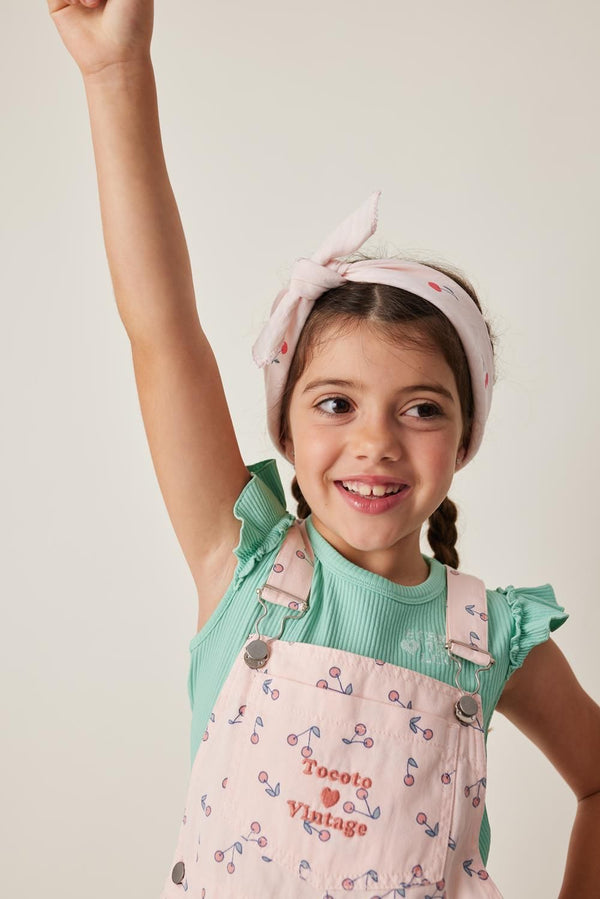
left=280, top=252, right=497, bottom=570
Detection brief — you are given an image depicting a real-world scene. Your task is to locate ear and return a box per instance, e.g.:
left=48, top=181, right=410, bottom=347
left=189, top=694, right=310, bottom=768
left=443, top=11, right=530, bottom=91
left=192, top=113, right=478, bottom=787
left=283, top=437, right=295, bottom=465
left=455, top=446, right=466, bottom=470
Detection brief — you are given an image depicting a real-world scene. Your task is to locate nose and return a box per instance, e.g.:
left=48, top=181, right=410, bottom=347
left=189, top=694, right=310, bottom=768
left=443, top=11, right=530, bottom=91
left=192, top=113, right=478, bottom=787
left=349, top=411, right=402, bottom=464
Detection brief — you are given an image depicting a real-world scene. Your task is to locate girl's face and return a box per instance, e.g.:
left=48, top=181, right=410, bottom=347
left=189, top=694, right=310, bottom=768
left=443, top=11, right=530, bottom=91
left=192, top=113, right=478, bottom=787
left=286, top=321, right=466, bottom=584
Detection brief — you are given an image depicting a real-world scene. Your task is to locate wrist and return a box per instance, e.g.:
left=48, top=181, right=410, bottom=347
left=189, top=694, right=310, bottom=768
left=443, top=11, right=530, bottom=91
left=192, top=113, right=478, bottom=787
left=82, top=54, right=154, bottom=89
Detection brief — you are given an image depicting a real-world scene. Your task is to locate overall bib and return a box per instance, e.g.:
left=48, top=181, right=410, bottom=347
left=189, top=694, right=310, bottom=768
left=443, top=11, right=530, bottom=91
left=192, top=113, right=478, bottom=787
left=161, top=522, right=503, bottom=899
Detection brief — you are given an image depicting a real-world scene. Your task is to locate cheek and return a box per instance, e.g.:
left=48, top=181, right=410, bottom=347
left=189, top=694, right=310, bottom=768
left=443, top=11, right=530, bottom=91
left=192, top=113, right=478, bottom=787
left=418, top=436, right=459, bottom=475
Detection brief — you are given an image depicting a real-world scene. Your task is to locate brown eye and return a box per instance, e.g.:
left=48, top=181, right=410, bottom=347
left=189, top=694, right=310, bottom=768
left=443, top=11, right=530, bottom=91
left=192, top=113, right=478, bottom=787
left=405, top=402, right=442, bottom=419
left=316, top=397, right=352, bottom=415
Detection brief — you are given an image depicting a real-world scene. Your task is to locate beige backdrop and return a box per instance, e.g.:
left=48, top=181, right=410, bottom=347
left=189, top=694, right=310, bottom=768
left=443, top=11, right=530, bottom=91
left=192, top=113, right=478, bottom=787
left=3, top=1, right=599, bottom=897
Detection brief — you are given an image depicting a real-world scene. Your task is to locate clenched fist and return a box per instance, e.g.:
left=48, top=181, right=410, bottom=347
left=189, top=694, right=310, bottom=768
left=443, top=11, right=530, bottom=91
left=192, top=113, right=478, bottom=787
left=47, top=0, right=154, bottom=78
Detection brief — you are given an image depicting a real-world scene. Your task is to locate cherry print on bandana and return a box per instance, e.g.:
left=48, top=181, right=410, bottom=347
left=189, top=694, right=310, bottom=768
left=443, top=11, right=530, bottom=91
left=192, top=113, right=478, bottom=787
left=270, top=339, right=289, bottom=364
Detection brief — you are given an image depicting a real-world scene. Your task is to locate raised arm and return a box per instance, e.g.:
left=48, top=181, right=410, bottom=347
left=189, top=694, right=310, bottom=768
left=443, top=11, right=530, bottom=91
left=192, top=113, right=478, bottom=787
left=48, top=1, right=251, bottom=628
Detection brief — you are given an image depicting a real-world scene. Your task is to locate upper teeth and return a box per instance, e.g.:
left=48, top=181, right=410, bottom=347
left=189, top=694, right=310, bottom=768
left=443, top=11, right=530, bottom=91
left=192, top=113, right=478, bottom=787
left=342, top=481, right=404, bottom=497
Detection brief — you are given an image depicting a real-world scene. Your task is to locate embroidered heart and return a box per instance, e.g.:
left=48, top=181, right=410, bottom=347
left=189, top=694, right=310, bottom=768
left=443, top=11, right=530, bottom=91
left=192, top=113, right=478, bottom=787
left=321, top=787, right=340, bottom=808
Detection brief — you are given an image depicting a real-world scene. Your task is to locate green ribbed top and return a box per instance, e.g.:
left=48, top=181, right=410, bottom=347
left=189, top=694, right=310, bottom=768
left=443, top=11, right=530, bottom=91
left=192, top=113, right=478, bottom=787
left=187, top=459, right=568, bottom=865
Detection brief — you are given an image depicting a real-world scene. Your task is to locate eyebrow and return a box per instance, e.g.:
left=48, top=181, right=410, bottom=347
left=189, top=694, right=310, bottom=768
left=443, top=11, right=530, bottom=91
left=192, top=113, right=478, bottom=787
left=302, top=378, right=455, bottom=403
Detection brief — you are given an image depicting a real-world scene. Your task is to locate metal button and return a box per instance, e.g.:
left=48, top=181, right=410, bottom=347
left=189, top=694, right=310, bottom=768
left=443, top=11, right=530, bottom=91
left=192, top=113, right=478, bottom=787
left=244, top=638, right=269, bottom=669
left=455, top=694, right=478, bottom=725
left=171, top=861, right=185, bottom=885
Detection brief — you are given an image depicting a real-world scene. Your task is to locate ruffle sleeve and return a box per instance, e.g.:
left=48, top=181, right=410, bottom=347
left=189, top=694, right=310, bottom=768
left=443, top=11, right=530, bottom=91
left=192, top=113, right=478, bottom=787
left=232, top=459, right=294, bottom=586
left=495, top=583, right=569, bottom=676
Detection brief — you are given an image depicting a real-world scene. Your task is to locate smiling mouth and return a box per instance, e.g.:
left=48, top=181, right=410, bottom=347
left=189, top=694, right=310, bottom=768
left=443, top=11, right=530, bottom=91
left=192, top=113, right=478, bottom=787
left=338, top=481, right=409, bottom=498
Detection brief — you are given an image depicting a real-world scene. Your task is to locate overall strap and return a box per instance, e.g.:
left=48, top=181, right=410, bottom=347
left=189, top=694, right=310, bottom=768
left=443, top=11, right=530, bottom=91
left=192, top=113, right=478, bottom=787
left=257, top=519, right=314, bottom=610
left=444, top=566, right=495, bottom=669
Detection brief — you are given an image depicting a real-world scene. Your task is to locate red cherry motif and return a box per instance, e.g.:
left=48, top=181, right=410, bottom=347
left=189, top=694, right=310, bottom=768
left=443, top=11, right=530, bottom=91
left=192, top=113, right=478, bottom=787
left=342, top=877, right=354, bottom=890
left=441, top=773, right=451, bottom=785
left=258, top=836, right=267, bottom=847
left=227, top=862, right=235, bottom=874
left=416, top=812, right=427, bottom=825
left=428, top=281, right=442, bottom=292
left=485, top=371, right=489, bottom=388
left=319, top=830, right=331, bottom=842
left=272, top=563, right=284, bottom=573
left=404, top=775, right=415, bottom=786
left=250, top=821, right=260, bottom=833
left=258, top=771, right=268, bottom=783
left=423, top=729, right=434, bottom=741
left=281, top=341, right=288, bottom=354
left=412, top=865, right=423, bottom=877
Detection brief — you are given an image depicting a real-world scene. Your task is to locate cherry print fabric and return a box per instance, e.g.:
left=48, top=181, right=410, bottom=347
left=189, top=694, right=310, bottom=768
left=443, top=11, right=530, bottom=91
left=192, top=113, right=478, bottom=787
left=162, top=526, right=504, bottom=897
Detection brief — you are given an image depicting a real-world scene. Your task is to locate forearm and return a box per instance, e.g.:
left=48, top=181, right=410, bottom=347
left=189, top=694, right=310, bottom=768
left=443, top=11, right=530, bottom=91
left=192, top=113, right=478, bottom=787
left=83, top=59, right=199, bottom=345
left=558, top=791, right=600, bottom=897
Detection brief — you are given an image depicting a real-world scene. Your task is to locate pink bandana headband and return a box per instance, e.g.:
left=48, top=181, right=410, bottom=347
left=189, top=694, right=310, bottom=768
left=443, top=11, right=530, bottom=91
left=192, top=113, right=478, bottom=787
left=252, top=191, right=494, bottom=470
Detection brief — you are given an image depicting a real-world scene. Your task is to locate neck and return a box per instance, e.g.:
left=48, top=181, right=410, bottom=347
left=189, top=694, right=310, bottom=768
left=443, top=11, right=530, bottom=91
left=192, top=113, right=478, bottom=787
left=309, top=516, right=431, bottom=586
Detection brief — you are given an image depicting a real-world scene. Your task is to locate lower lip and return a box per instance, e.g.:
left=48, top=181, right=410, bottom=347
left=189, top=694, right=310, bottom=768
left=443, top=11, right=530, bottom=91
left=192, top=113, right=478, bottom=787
left=334, top=482, right=411, bottom=515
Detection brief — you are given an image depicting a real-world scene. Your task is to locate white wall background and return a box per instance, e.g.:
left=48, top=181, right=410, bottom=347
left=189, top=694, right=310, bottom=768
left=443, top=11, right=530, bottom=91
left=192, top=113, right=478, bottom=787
left=2, top=1, right=599, bottom=896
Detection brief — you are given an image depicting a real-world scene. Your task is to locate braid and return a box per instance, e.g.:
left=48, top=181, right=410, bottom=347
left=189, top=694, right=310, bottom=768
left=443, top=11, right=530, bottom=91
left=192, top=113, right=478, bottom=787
left=291, top=476, right=311, bottom=520
left=427, top=497, right=460, bottom=570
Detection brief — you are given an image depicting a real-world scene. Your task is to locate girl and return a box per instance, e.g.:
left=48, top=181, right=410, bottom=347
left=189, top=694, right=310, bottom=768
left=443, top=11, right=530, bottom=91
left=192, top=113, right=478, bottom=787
left=47, top=1, right=600, bottom=897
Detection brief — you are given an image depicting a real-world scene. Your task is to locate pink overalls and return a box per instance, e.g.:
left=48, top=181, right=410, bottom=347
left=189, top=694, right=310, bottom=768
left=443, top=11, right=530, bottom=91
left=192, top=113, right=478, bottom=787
left=161, top=522, right=503, bottom=898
